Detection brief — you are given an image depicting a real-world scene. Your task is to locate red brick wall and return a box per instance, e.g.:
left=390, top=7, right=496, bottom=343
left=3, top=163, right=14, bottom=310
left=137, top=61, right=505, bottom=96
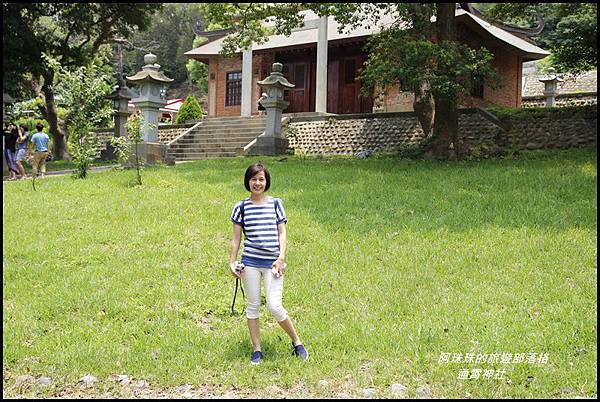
left=381, top=33, right=524, bottom=111
left=456, top=24, right=523, bottom=108
left=209, top=25, right=525, bottom=116
left=211, top=55, right=241, bottom=117
left=209, top=53, right=277, bottom=117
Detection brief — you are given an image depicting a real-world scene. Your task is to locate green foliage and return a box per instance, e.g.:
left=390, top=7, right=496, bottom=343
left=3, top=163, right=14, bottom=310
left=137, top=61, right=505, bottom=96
left=122, top=111, right=152, bottom=186
left=68, top=129, right=99, bottom=180
left=175, top=95, right=203, bottom=124
left=488, top=105, right=597, bottom=120
left=203, top=3, right=302, bottom=54
left=43, top=54, right=114, bottom=179
left=3, top=3, right=161, bottom=97
left=483, top=3, right=597, bottom=74
left=120, top=4, right=207, bottom=87
left=186, top=36, right=209, bottom=95
left=13, top=118, right=49, bottom=134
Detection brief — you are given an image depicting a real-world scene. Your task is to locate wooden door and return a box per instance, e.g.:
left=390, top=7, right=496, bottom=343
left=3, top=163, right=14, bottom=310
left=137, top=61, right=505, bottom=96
left=341, top=58, right=359, bottom=114
left=339, top=56, right=374, bottom=114
left=282, top=62, right=310, bottom=113
left=327, top=60, right=340, bottom=114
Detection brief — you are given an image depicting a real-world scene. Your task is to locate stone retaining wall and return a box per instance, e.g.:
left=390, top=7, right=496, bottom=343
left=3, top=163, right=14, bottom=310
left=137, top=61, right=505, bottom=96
left=156, top=123, right=196, bottom=144
left=91, top=124, right=196, bottom=159
left=285, top=108, right=596, bottom=156
left=522, top=93, right=597, bottom=108
left=90, top=128, right=114, bottom=158
left=499, top=115, right=597, bottom=150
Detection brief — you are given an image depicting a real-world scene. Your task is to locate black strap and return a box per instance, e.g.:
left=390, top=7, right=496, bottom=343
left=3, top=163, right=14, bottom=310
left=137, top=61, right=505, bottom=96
left=231, top=276, right=245, bottom=316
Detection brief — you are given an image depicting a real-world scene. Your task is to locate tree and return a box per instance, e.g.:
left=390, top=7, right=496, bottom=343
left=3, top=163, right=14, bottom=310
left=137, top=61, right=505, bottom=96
left=2, top=3, right=161, bottom=160
left=45, top=54, right=114, bottom=178
left=121, top=4, right=208, bottom=93
left=186, top=36, right=209, bottom=98
left=176, top=95, right=203, bottom=124
left=204, top=3, right=501, bottom=159
left=482, top=3, right=597, bottom=74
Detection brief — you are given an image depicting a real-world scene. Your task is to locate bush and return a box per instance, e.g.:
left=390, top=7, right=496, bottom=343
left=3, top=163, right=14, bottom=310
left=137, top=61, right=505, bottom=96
left=175, top=95, right=203, bottom=124
left=14, top=117, right=49, bottom=133
left=487, top=105, right=597, bottom=120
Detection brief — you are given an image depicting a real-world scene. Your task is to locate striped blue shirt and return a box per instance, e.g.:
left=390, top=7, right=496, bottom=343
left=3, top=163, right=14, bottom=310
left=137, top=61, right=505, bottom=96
left=231, top=197, right=287, bottom=268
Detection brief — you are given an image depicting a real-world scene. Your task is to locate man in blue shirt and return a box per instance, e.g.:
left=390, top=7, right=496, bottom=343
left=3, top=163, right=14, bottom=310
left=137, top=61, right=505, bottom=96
left=30, top=123, right=50, bottom=178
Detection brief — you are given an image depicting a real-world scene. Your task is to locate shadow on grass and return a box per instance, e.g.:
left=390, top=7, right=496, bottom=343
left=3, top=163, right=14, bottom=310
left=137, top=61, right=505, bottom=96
left=174, top=149, right=597, bottom=234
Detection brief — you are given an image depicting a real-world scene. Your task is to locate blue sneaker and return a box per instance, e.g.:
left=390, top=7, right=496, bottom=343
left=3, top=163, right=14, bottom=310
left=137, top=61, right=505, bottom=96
left=250, top=350, right=263, bottom=365
left=292, top=343, right=309, bottom=361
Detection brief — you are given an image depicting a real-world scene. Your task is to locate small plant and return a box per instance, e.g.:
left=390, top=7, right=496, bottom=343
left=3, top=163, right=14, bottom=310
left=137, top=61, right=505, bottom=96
left=69, top=126, right=99, bottom=179
left=111, top=112, right=156, bottom=186
left=175, top=95, right=203, bottom=124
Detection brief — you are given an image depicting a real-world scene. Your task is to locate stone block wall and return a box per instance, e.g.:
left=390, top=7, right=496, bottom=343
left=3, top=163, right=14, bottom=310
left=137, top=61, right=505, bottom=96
left=522, top=93, right=597, bottom=108
left=90, top=128, right=115, bottom=158
left=156, top=123, right=196, bottom=144
left=92, top=123, right=195, bottom=160
left=499, top=116, right=597, bottom=150
left=285, top=108, right=596, bottom=156
left=286, top=112, right=427, bottom=155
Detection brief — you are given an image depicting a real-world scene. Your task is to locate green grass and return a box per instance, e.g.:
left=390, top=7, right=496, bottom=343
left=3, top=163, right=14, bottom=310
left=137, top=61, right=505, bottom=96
left=3, top=159, right=118, bottom=177
left=3, top=149, right=597, bottom=398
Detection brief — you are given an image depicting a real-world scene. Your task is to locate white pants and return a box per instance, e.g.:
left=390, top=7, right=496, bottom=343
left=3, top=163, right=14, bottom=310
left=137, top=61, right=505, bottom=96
left=241, top=266, right=288, bottom=322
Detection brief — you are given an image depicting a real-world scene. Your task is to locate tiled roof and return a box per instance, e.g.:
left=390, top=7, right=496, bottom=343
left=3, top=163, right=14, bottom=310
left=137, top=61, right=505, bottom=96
left=185, top=9, right=548, bottom=60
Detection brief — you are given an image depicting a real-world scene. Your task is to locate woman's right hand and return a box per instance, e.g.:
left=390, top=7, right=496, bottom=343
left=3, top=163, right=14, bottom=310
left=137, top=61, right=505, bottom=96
left=230, top=261, right=241, bottom=278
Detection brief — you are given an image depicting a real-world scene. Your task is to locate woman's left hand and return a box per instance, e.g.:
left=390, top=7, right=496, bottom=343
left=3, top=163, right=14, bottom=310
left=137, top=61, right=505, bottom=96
left=272, top=259, right=287, bottom=278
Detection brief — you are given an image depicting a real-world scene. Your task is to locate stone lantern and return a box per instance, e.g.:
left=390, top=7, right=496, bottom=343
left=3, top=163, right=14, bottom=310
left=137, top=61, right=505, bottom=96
left=106, top=84, right=136, bottom=138
left=248, top=62, right=295, bottom=156
left=539, top=67, right=563, bottom=108
left=126, top=53, right=173, bottom=141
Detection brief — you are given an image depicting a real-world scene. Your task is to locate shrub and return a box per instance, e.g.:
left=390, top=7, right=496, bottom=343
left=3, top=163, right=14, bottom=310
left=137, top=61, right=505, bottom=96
left=175, top=95, right=203, bottom=124
left=487, top=105, right=597, bottom=120
left=14, top=117, right=49, bottom=133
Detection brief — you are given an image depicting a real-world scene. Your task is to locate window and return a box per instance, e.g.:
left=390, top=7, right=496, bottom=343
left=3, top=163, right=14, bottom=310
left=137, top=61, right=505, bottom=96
left=471, top=74, right=484, bottom=98
left=226, top=71, right=242, bottom=106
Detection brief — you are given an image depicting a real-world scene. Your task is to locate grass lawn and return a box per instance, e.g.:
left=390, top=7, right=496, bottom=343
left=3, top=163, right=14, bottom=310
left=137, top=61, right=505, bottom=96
left=2, top=149, right=597, bottom=398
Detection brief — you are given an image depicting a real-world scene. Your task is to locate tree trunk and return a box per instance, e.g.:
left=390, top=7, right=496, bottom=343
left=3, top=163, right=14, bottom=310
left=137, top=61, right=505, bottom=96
left=428, top=3, right=461, bottom=159
left=413, top=81, right=434, bottom=138
left=41, top=72, right=71, bottom=160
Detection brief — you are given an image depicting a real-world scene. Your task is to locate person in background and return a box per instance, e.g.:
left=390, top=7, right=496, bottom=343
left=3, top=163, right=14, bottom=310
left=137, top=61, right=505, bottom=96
left=257, top=93, right=268, bottom=116
left=3, top=123, right=19, bottom=181
left=15, top=124, right=30, bottom=179
left=30, top=123, right=50, bottom=178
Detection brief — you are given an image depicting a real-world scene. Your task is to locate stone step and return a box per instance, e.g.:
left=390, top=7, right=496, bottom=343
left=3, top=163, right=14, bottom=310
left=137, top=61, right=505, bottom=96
left=170, top=151, right=239, bottom=159
left=169, top=145, right=243, bottom=153
left=182, top=130, right=264, bottom=139
left=170, top=142, right=251, bottom=150
left=180, top=133, right=260, bottom=142
left=203, top=117, right=267, bottom=123
left=166, top=116, right=267, bottom=161
left=199, top=119, right=266, bottom=126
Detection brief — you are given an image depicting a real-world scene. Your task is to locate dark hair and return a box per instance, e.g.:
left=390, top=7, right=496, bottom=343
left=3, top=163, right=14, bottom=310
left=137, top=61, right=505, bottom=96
left=20, top=124, right=28, bottom=132
left=244, top=163, right=270, bottom=192
left=35, top=123, right=44, bottom=132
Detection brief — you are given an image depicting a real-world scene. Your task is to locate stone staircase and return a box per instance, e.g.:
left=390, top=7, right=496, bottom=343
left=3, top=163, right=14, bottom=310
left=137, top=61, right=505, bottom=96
left=167, top=116, right=267, bottom=161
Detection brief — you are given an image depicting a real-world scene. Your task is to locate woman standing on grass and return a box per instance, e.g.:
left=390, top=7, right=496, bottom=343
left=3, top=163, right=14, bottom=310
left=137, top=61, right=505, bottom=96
left=15, top=124, right=30, bottom=179
left=229, top=163, right=308, bottom=365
